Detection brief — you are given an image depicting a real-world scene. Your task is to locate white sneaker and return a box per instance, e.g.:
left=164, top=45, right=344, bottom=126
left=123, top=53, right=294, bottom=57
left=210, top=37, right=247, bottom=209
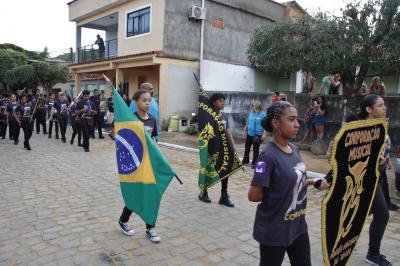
left=118, top=220, right=135, bottom=236
left=146, top=228, right=161, bottom=243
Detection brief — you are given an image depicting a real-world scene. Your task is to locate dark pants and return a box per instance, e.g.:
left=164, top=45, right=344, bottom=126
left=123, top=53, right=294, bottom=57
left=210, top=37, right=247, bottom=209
left=58, top=115, right=68, bottom=141
left=368, top=181, right=390, bottom=256
left=35, top=109, right=46, bottom=134
left=380, top=169, right=392, bottom=206
left=79, top=119, right=90, bottom=150
left=0, top=118, right=7, bottom=138
left=120, top=206, right=153, bottom=229
left=204, top=177, right=229, bottom=194
left=259, top=232, right=311, bottom=266
left=9, top=120, right=20, bottom=141
left=91, top=115, right=103, bottom=137
left=243, top=134, right=262, bottom=165
left=21, top=120, right=33, bottom=145
left=48, top=121, right=59, bottom=138
left=71, top=119, right=81, bottom=145
left=98, top=112, right=105, bottom=137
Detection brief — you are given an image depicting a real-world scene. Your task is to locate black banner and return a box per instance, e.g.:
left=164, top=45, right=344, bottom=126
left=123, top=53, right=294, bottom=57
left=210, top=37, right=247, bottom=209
left=321, top=119, right=387, bottom=266
left=197, top=88, right=242, bottom=191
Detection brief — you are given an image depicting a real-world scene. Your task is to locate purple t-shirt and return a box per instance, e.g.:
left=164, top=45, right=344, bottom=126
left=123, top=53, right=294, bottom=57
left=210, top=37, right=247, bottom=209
left=251, top=142, right=308, bottom=246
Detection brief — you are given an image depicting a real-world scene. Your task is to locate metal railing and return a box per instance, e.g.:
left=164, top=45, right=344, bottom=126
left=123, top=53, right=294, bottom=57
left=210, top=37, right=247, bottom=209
left=77, top=39, right=118, bottom=63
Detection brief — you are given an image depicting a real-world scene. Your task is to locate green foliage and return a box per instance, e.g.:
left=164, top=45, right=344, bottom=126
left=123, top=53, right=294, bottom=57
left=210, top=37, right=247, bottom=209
left=248, top=0, right=400, bottom=95
left=6, top=64, right=37, bottom=90
left=33, top=63, right=69, bottom=96
left=0, top=43, right=42, bottom=60
left=185, top=125, right=198, bottom=135
left=0, top=49, right=28, bottom=86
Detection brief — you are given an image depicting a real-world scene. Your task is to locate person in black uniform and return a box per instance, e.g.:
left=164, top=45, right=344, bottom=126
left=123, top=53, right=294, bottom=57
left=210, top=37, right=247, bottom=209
left=47, top=93, right=59, bottom=139
left=75, top=90, right=93, bottom=152
left=33, top=92, right=47, bottom=135
left=89, top=89, right=103, bottom=139
left=6, top=94, right=20, bottom=144
left=69, top=98, right=82, bottom=146
left=0, top=94, right=9, bottom=139
left=14, top=95, right=34, bottom=150
left=55, top=92, right=70, bottom=143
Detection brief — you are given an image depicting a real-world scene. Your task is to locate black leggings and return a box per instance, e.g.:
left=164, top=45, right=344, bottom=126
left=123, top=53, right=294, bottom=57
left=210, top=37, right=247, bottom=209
left=9, top=120, right=20, bottom=141
left=243, top=134, right=262, bottom=165
left=368, top=181, right=389, bottom=256
left=120, top=206, right=153, bottom=229
left=58, top=115, right=68, bottom=141
left=71, top=120, right=81, bottom=144
left=21, top=120, right=33, bottom=144
left=48, top=121, right=59, bottom=137
left=380, top=169, right=392, bottom=206
left=259, top=233, right=311, bottom=266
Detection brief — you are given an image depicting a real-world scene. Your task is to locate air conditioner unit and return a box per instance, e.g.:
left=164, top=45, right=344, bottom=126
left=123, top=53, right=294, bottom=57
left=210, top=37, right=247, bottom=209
left=189, top=6, right=206, bottom=20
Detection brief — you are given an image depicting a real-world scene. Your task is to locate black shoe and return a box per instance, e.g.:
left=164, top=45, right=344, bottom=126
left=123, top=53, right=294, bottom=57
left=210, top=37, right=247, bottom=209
left=36, top=131, right=40, bottom=134
left=219, top=192, right=235, bottom=208
left=24, top=142, right=27, bottom=148
left=43, top=131, right=47, bottom=135
left=91, top=135, right=95, bottom=139
left=365, top=254, right=392, bottom=266
left=14, top=140, right=18, bottom=145
left=388, top=202, right=400, bottom=211
left=84, top=149, right=90, bottom=152
left=70, top=139, right=74, bottom=145
left=26, top=144, right=31, bottom=151
left=242, top=160, right=249, bottom=165
left=9, top=137, right=13, bottom=140
left=48, top=135, right=51, bottom=139
left=78, top=143, right=83, bottom=147
left=99, top=136, right=105, bottom=139
left=198, top=191, right=211, bottom=203
left=118, top=220, right=135, bottom=236
left=62, top=139, right=66, bottom=143
left=55, top=136, right=59, bottom=139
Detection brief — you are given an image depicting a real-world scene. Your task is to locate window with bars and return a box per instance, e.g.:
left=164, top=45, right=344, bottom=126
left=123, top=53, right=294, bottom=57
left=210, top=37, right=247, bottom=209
left=126, top=6, right=151, bottom=38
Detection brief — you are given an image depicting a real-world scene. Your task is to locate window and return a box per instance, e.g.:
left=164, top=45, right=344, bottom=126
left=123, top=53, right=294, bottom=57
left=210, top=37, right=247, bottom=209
left=127, top=6, right=151, bottom=38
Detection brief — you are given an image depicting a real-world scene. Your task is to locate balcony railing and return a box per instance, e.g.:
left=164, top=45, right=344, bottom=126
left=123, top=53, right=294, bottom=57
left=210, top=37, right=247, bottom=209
left=77, top=39, right=118, bottom=63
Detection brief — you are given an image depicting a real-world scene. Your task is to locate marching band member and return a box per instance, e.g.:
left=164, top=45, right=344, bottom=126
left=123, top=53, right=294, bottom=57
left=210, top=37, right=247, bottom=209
left=69, top=98, right=82, bottom=146
left=0, top=94, right=9, bottom=139
left=47, top=93, right=59, bottom=139
left=33, top=92, right=47, bottom=135
left=55, top=92, right=70, bottom=143
left=75, top=90, right=93, bottom=152
left=6, top=94, right=20, bottom=145
left=14, top=95, right=34, bottom=150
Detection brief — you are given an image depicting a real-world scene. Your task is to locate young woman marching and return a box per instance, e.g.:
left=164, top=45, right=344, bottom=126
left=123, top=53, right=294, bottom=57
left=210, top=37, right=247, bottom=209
left=55, top=92, right=70, bottom=143
left=14, top=95, right=34, bottom=150
left=6, top=94, right=20, bottom=145
left=69, top=98, right=82, bottom=146
left=248, top=101, right=326, bottom=266
left=198, top=93, right=236, bottom=207
left=47, top=93, right=59, bottom=139
left=118, top=89, right=161, bottom=243
left=358, top=95, right=392, bottom=266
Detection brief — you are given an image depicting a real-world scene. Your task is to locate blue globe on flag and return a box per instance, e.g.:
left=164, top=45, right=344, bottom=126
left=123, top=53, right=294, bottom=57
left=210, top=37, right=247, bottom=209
left=116, top=128, right=144, bottom=175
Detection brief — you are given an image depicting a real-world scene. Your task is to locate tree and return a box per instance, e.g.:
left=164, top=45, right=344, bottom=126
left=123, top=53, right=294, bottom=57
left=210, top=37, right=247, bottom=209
left=247, top=0, right=400, bottom=98
left=6, top=64, right=38, bottom=90
left=34, top=63, right=69, bottom=96
left=0, top=49, right=28, bottom=88
left=0, top=43, right=43, bottom=61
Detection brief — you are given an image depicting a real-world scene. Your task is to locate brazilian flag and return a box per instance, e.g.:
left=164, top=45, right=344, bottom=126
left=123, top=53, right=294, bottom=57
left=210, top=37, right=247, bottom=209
left=197, top=85, right=243, bottom=191
left=112, top=87, right=176, bottom=226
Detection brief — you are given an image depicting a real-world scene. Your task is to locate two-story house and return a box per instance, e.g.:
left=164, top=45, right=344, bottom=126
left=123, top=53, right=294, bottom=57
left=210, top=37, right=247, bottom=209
left=68, top=0, right=304, bottom=122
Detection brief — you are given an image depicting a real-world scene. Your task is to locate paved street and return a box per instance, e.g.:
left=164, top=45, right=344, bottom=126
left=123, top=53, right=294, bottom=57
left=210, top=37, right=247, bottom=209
left=1, top=132, right=399, bottom=266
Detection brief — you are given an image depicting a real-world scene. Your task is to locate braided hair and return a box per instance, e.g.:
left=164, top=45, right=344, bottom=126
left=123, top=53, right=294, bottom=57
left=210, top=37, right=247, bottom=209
left=261, top=101, right=293, bottom=132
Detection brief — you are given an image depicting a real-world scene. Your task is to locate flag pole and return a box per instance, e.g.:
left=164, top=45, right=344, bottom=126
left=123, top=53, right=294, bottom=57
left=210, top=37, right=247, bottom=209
left=103, top=74, right=183, bottom=185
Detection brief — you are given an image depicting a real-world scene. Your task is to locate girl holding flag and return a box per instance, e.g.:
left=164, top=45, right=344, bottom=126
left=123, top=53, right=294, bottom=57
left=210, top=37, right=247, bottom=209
left=118, top=89, right=161, bottom=243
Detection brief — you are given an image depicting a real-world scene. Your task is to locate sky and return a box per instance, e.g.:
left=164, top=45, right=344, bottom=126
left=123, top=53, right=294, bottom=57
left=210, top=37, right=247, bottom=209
left=0, top=0, right=347, bottom=55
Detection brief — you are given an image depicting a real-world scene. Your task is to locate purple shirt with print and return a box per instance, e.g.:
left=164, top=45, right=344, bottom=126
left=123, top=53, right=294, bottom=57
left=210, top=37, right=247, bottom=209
left=251, top=142, right=308, bottom=246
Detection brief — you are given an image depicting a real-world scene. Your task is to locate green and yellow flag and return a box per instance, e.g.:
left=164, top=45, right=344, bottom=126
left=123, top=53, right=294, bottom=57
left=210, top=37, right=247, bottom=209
left=111, top=82, right=176, bottom=226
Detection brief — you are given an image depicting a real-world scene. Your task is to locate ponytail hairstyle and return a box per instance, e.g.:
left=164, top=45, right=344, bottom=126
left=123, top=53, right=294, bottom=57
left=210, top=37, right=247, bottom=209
left=358, top=94, right=380, bottom=119
left=261, top=101, right=293, bottom=132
